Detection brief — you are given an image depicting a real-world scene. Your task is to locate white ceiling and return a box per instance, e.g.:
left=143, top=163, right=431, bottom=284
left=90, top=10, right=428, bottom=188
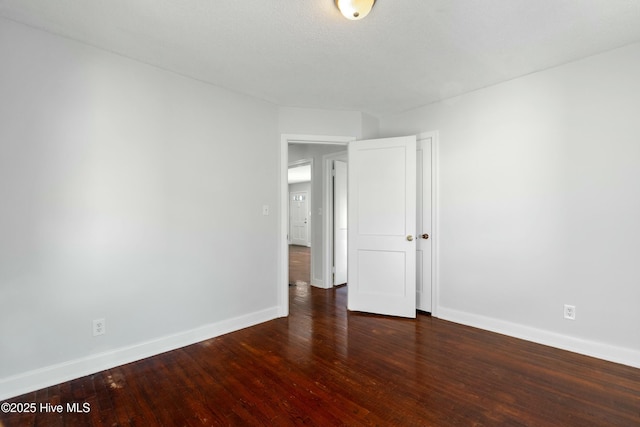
left=2, top=1, right=640, bottom=117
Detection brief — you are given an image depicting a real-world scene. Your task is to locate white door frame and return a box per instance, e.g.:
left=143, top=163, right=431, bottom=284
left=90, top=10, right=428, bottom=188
left=417, top=131, right=439, bottom=317
left=279, top=134, right=355, bottom=317
left=322, top=150, right=348, bottom=288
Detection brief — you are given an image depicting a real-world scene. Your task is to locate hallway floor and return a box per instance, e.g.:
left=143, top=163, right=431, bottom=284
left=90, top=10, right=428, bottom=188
left=288, top=244, right=310, bottom=286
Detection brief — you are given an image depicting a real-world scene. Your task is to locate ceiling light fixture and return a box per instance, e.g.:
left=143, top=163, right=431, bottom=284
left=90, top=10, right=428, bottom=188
left=335, top=0, right=376, bottom=20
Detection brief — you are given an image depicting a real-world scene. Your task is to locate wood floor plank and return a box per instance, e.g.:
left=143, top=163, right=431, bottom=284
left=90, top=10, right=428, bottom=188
left=92, top=371, right=120, bottom=427
left=288, top=244, right=310, bottom=285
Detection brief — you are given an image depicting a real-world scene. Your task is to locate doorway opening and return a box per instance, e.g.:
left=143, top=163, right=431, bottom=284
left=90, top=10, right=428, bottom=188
left=288, top=160, right=312, bottom=286
left=279, top=132, right=439, bottom=319
left=279, top=135, right=355, bottom=317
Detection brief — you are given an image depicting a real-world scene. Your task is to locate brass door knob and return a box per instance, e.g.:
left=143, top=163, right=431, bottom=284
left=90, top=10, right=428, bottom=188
left=421, top=233, right=429, bottom=239
left=406, top=235, right=414, bottom=241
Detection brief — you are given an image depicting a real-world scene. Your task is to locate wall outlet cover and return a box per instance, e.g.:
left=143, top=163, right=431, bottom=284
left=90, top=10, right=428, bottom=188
left=93, top=318, right=106, bottom=336
left=563, top=305, right=576, bottom=320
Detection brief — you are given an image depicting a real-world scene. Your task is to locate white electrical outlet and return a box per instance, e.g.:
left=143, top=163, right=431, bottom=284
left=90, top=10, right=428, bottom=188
left=93, top=318, right=106, bottom=336
left=563, top=305, right=576, bottom=320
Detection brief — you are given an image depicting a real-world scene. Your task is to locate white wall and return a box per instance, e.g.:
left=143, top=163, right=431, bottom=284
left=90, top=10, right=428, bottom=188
left=288, top=182, right=311, bottom=195
left=279, top=107, right=363, bottom=138
left=379, top=42, right=640, bottom=367
left=361, top=112, right=380, bottom=139
left=279, top=106, right=379, bottom=140
left=0, top=18, right=280, bottom=398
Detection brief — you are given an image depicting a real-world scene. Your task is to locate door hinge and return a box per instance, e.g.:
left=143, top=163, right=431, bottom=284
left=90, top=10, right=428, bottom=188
left=332, top=266, right=336, bottom=273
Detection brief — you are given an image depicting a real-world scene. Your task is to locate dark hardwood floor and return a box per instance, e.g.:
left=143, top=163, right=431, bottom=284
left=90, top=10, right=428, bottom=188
left=288, top=245, right=310, bottom=286
left=2, top=284, right=639, bottom=426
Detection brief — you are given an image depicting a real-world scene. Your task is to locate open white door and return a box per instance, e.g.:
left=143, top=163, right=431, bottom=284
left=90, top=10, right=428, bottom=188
left=347, top=136, right=417, bottom=318
left=333, top=160, right=348, bottom=285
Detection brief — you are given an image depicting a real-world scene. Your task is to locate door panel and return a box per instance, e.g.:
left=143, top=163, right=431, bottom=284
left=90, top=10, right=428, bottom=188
left=356, top=146, right=407, bottom=236
left=348, top=136, right=416, bottom=318
left=358, top=250, right=406, bottom=295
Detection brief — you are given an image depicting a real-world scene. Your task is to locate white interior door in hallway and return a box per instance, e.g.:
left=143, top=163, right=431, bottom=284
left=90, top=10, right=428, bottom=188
left=289, top=191, right=310, bottom=246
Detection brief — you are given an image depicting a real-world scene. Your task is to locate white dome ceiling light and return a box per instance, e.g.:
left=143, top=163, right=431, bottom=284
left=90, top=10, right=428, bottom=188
left=335, top=0, right=376, bottom=20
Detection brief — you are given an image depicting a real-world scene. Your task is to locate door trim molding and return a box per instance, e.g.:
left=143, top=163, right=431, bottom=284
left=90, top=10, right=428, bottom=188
left=417, top=131, right=439, bottom=317
left=279, top=134, right=356, bottom=317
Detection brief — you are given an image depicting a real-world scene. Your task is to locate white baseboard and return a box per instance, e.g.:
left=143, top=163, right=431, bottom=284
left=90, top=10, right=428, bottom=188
left=0, top=307, right=279, bottom=401
left=436, top=307, right=640, bottom=369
